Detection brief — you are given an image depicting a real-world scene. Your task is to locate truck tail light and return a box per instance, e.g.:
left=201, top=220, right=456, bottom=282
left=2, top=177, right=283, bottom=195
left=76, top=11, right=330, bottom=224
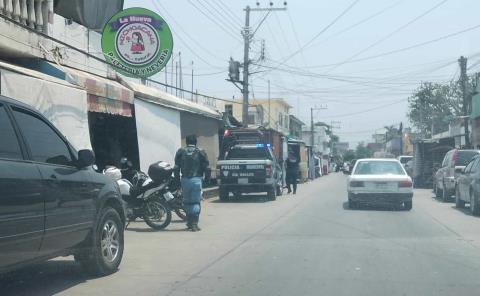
left=349, top=181, right=364, bottom=187
left=265, top=165, right=273, bottom=177
left=398, top=180, right=413, bottom=188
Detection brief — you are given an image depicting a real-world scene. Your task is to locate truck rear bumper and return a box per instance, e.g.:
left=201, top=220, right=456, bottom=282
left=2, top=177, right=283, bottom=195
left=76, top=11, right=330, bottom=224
left=220, top=184, right=275, bottom=193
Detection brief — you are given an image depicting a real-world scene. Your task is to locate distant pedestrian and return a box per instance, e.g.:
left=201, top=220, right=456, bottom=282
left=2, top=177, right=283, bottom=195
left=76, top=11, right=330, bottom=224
left=175, top=135, right=209, bottom=232
left=286, top=152, right=299, bottom=194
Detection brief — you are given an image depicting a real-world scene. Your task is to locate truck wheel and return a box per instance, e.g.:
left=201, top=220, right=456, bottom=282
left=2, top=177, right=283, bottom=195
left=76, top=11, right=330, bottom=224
left=75, top=207, right=124, bottom=276
left=404, top=201, right=413, bottom=211
left=470, top=191, right=480, bottom=216
left=219, top=188, right=229, bottom=202
left=267, top=187, right=276, bottom=201
left=276, top=184, right=283, bottom=196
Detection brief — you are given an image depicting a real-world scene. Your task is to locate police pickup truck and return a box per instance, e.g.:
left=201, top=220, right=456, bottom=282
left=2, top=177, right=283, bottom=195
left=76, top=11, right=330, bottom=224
left=217, top=144, right=283, bottom=201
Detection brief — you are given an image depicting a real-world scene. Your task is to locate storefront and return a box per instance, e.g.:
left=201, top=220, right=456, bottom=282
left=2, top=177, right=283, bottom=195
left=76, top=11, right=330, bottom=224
left=38, top=62, right=139, bottom=170
left=120, top=80, right=222, bottom=174
left=0, top=60, right=90, bottom=150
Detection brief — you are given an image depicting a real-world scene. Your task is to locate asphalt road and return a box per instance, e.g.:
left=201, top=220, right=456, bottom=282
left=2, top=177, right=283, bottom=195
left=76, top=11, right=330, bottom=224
left=3, top=173, right=480, bottom=296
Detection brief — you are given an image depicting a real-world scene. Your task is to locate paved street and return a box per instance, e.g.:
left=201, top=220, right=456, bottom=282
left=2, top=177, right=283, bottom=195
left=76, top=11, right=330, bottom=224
left=3, top=173, right=480, bottom=296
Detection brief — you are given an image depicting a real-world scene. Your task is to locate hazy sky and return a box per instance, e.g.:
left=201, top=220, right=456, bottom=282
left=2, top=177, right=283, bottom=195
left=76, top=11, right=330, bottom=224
left=124, top=0, right=480, bottom=147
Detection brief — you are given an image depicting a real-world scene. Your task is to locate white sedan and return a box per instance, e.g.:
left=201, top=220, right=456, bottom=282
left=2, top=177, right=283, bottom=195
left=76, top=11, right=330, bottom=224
left=347, top=158, right=413, bottom=210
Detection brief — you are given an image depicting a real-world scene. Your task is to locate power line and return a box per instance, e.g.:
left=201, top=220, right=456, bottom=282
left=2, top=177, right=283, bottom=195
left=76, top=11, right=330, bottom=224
left=322, top=99, right=408, bottom=119
left=151, top=0, right=225, bottom=69
left=258, top=0, right=361, bottom=78
left=304, top=23, right=480, bottom=68
left=152, top=0, right=226, bottom=64
left=324, top=0, right=449, bottom=73
left=308, top=0, right=404, bottom=51
left=211, top=0, right=243, bottom=26
left=186, top=0, right=242, bottom=42
left=198, top=0, right=241, bottom=34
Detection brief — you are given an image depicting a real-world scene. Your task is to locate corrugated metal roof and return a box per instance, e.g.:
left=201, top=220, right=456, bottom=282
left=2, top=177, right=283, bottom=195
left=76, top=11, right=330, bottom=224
left=120, top=78, right=221, bottom=120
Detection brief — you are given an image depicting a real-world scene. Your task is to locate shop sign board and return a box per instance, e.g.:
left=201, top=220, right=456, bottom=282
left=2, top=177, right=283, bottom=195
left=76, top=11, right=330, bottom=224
left=102, top=7, right=173, bottom=78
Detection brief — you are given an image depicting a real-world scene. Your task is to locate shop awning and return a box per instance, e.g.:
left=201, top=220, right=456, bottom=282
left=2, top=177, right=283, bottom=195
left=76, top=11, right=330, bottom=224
left=45, top=62, right=134, bottom=116
left=0, top=60, right=91, bottom=150
left=120, top=78, right=221, bottom=120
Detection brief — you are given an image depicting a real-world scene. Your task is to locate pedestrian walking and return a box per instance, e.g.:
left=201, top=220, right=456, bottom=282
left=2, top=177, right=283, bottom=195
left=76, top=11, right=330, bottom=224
left=175, top=135, right=209, bottom=232
left=286, top=152, right=299, bottom=194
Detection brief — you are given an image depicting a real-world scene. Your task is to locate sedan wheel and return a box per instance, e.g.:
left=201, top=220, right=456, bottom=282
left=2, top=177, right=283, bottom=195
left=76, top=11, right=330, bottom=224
left=455, top=187, right=465, bottom=208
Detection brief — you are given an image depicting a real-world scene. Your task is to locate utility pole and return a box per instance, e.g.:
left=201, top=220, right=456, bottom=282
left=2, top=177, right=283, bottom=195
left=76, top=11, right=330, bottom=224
left=191, top=61, right=194, bottom=101
left=459, top=56, right=470, bottom=148
left=175, top=61, right=178, bottom=97
left=241, top=5, right=251, bottom=126
left=234, top=3, right=286, bottom=127
left=310, top=105, right=328, bottom=152
left=268, top=79, right=271, bottom=127
left=330, top=121, right=341, bottom=155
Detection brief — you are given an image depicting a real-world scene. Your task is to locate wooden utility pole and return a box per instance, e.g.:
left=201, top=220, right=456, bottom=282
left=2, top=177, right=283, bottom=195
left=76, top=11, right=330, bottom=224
left=459, top=56, right=470, bottom=148
left=240, top=3, right=287, bottom=126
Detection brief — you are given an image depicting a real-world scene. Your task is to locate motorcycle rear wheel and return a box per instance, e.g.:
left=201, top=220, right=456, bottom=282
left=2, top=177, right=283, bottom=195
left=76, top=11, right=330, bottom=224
left=144, top=198, right=172, bottom=230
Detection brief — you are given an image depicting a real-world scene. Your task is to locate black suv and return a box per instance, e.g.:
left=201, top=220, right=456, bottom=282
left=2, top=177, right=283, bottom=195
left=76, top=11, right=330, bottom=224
left=0, top=96, right=125, bottom=276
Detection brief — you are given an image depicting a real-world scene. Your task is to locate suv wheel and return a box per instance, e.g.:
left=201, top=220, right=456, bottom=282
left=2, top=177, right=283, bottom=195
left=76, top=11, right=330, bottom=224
left=442, top=182, right=450, bottom=202
left=435, top=183, right=442, bottom=199
left=470, top=190, right=480, bottom=216
left=75, top=207, right=124, bottom=276
left=455, top=187, right=465, bottom=208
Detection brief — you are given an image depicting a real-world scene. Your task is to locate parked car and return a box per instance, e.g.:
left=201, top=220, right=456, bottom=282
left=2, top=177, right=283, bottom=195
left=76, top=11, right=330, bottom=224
left=434, top=149, right=480, bottom=201
left=0, top=96, right=125, bottom=275
left=398, top=155, right=413, bottom=167
left=347, top=158, right=413, bottom=210
left=455, top=155, right=480, bottom=216
left=404, top=159, right=414, bottom=177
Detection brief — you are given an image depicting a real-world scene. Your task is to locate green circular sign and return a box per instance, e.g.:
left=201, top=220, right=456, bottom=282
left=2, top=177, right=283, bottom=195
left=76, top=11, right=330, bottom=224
left=101, top=7, right=173, bottom=78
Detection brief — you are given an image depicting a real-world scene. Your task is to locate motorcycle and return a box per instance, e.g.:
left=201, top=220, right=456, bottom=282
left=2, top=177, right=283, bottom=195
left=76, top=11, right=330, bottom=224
left=103, top=159, right=176, bottom=230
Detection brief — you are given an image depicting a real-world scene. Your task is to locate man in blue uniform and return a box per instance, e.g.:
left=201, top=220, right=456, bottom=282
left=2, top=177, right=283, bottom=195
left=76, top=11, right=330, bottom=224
left=175, top=135, right=209, bottom=232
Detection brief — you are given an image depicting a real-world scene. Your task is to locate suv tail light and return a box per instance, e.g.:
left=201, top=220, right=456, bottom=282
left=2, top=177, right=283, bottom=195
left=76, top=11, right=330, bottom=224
left=452, top=150, right=458, bottom=166
left=398, top=180, right=413, bottom=188
left=265, top=165, right=273, bottom=177
left=349, top=181, right=364, bottom=187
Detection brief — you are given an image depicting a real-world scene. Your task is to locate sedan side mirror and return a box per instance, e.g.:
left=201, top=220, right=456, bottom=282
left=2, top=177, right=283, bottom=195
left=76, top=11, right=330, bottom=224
left=77, top=149, right=95, bottom=168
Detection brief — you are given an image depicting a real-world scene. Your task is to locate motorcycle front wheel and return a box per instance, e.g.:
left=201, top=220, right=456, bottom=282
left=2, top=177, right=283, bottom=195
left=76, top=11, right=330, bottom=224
left=174, top=208, right=187, bottom=221
left=144, top=198, right=172, bottom=230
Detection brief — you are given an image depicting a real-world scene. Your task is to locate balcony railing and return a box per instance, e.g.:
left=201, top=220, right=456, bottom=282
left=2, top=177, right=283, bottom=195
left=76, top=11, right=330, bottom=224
left=0, top=0, right=53, bottom=32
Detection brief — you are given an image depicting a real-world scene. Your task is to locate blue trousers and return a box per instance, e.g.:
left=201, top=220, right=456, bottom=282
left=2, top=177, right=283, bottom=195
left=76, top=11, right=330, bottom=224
left=181, top=177, right=202, bottom=221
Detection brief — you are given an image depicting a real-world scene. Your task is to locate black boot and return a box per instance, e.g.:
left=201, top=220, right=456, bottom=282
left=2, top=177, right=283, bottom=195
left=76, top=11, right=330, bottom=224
left=191, top=214, right=201, bottom=232
left=186, top=215, right=193, bottom=230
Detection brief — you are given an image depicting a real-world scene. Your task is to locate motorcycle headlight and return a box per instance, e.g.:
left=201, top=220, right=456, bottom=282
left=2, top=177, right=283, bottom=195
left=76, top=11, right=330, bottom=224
left=164, top=192, right=175, bottom=201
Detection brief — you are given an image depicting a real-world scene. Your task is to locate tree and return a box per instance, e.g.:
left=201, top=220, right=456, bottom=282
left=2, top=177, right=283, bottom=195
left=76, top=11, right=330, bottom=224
left=407, top=79, right=470, bottom=137
left=343, top=150, right=355, bottom=162
left=355, top=142, right=372, bottom=159
left=384, top=125, right=400, bottom=142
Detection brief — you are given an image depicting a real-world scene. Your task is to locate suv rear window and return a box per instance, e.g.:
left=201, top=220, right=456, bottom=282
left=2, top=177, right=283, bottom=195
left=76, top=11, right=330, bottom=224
left=456, top=151, right=479, bottom=166
left=226, top=147, right=271, bottom=160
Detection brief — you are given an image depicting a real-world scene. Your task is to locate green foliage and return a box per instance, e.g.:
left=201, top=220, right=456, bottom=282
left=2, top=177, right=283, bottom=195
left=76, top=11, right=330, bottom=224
left=407, top=80, right=466, bottom=137
left=355, top=142, right=372, bottom=159
left=343, top=150, right=356, bottom=162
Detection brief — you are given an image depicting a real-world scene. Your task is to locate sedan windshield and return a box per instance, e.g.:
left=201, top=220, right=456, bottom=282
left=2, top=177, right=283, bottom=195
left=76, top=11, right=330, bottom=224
left=354, top=161, right=405, bottom=175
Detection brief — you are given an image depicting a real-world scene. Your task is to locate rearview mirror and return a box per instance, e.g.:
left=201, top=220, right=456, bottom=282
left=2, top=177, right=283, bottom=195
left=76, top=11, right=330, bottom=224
left=77, top=149, right=95, bottom=168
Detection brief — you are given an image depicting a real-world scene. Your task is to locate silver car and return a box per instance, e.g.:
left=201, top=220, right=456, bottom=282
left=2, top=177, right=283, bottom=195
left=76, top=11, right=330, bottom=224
left=434, top=149, right=480, bottom=201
